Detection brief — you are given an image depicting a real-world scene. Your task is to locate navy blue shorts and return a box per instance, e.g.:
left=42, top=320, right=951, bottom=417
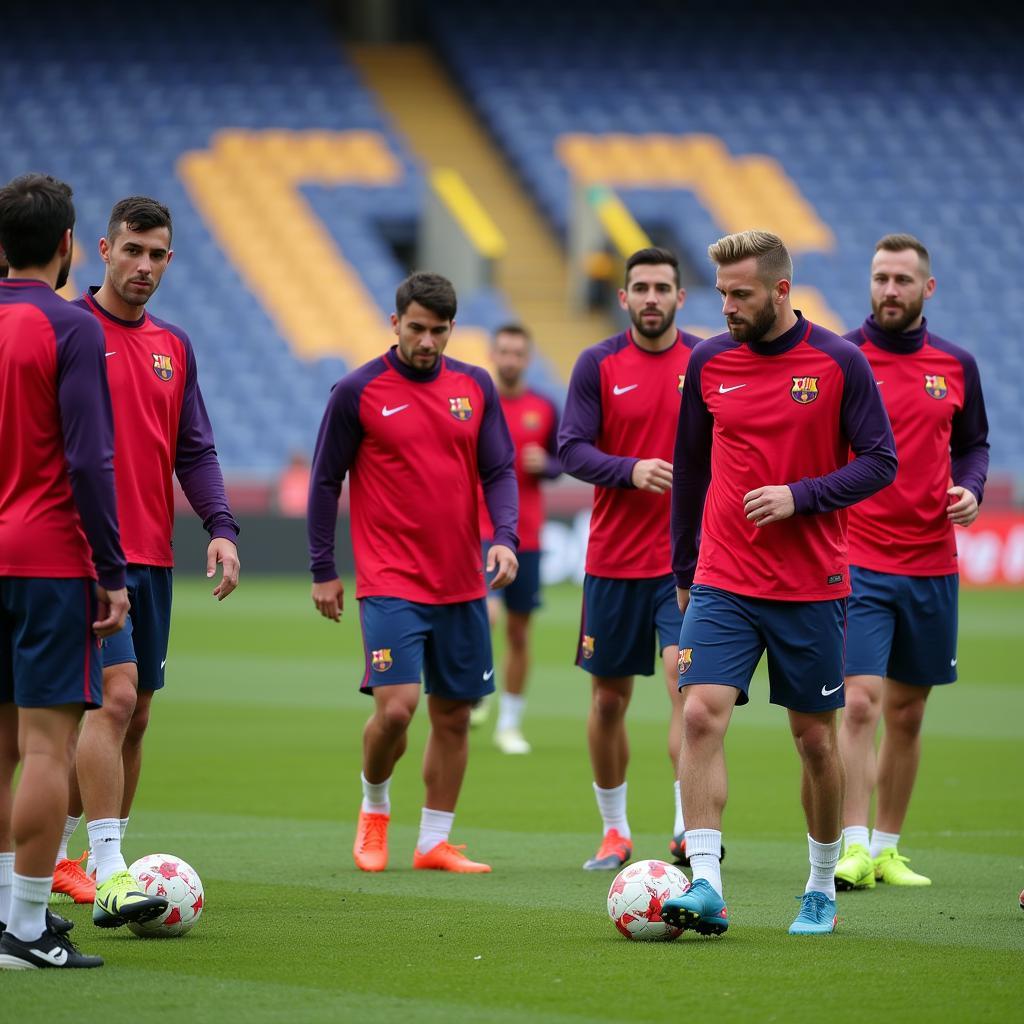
left=577, top=574, right=682, bottom=678
left=845, top=566, right=958, bottom=686
left=358, top=596, right=494, bottom=701
left=677, top=584, right=847, bottom=713
left=0, top=578, right=102, bottom=708
left=483, top=542, right=542, bottom=614
left=102, top=566, right=173, bottom=691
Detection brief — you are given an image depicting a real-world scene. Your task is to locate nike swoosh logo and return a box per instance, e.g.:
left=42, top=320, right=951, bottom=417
left=105, top=351, right=117, bottom=357
left=382, top=404, right=409, bottom=417
left=821, top=681, right=844, bottom=696
left=875, top=380, right=885, bottom=386
left=482, top=668, right=495, bottom=681
left=30, top=945, right=68, bottom=966
left=718, top=383, right=747, bottom=394
left=612, top=384, right=638, bottom=395
left=160, top=659, right=167, bottom=670
left=950, top=657, right=957, bottom=667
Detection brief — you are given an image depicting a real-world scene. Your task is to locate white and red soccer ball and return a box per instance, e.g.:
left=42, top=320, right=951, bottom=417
left=607, top=859, right=690, bottom=941
left=128, top=853, right=205, bottom=938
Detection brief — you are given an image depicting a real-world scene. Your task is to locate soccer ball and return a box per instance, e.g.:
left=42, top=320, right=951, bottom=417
left=607, top=859, right=690, bottom=941
left=1019, top=888, right=1023, bottom=912
left=127, top=853, right=205, bottom=938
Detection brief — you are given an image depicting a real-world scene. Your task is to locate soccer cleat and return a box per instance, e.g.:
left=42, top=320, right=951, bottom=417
left=0, top=909, right=73, bottom=938
left=669, top=834, right=726, bottom=868
left=0, top=928, right=103, bottom=969
left=468, top=697, right=490, bottom=728
left=789, top=891, right=837, bottom=934
left=873, top=847, right=931, bottom=886
left=353, top=810, right=390, bottom=872
left=413, top=841, right=491, bottom=873
left=662, top=878, right=730, bottom=936
left=494, top=727, right=531, bottom=755
left=92, top=870, right=168, bottom=929
left=51, top=851, right=96, bottom=904
left=583, top=829, right=632, bottom=871
left=835, top=842, right=876, bottom=890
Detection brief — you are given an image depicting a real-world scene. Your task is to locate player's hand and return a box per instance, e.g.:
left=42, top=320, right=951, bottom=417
left=946, top=485, right=980, bottom=526
left=486, top=544, right=518, bottom=590
left=93, top=586, right=130, bottom=639
left=312, top=578, right=344, bottom=621
left=207, top=539, right=240, bottom=600
left=521, top=443, right=549, bottom=475
left=743, top=485, right=795, bottom=527
left=631, top=458, right=673, bottom=493
left=676, top=587, right=690, bottom=615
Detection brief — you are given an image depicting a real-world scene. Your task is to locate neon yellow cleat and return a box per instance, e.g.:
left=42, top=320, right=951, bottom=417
left=93, top=870, right=168, bottom=929
left=873, top=848, right=931, bottom=886
left=835, top=843, right=875, bottom=891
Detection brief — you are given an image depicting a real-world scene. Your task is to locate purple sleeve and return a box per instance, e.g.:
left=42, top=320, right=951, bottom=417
left=476, top=371, right=519, bottom=552
left=541, top=398, right=562, bottom=479
left=670, top=355, right=713, bottom=589
left=174, top=335, right=239, bottom=543
left=557, top=349, right=636, bottom=488
left=951, top=353, right=989, bottom=503
left=307, top=379, right=364, bottom=582
left=789, top=347, right=898, bottom=515
left=56, top=314, right=126, bottom=590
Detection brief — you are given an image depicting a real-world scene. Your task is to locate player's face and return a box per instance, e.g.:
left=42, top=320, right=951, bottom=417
left=870, top=248, right=935, bottom=333
left=491, top=331, right=530, bottom=388
left=717, top=258, right=784, bottom=344
left=391, top=301, right=452, bottom=372
left=619, top=264, right=684, bottom=340
left=100, top=224, right=172, bottom=308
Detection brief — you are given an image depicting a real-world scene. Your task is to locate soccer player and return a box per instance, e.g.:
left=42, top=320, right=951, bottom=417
left=662, top=230, right=897, bottom=936
left=0, top=173, right=129, bottom=969
left=477, top=323, right=561, bottom=755
left=558, top=247, right=700, bottom=871
left=308, top=272, right=518, bottom=874
left=834, top=234, right=989, bottom=890
left=54, top=197, right=240, bottom=925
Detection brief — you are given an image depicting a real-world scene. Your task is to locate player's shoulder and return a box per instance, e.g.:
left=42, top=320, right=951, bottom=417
left=924, top=329, right=979, bottom=373
left=804, top=321, right=866, bottom=367
left=679, top=329, right=704, bottom=350
left=687, top=331, right=739, bottom=373
left=335, top=353, right=392, bottom=396
left=26, top=287, right=104, bottom=345
left=578, top=331, right=631, bottom=368
left=147, top=310, right=192, bottom=351
left=525, top=387, right=560, bottom=415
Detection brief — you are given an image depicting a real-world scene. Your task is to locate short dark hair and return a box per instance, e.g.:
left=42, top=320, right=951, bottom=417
left=625, top=246, right=680, bottom=288
left=491, top=322, right=532, bottom=346
left=107, top=195, right=173, bottom=243
left=395, top=272, right=457, bottom=321
left=875, top=233, right=931, bottom=276
left=0, top=173, right=75, bottom=269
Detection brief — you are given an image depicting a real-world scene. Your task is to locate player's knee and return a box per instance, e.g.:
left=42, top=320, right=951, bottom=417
left=681, top=697, right=725, bottom=743
left=592, top=686, right=628, bottom=723
left=100, top=675, right=139, bottom=731
left=377, top=700, right=415, bottom=735
left=796, top=722, right=838, bottom=766
left=842, top=684, right=879, bottom=730
left=124, top=701, right=152, bottom=748
left=886, top=698, right=926, bottom=739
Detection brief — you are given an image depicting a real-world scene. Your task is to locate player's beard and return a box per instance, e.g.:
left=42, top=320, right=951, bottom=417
left=727, top=294, right=777, bottom=344
left=54, top=247, right=73, bottom=290
left=496, top=364, right=522, bottom=390
left=872, top=293, right=924, bottom=334
left=630, top=306, right=673, bottom=339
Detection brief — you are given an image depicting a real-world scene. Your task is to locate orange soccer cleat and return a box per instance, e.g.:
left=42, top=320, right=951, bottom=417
left=413, top=841, right=491, bottom=873
left=353, top=811, right=390, bottom=872
left=51, top=851, right=96, bottom=904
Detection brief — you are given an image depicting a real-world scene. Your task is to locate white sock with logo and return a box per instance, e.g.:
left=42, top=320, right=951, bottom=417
left=870, top=829, right=900, bottom=858
left=119, top=817, right=130, bottom=841
left=87, top=818, right=127, bottom=885
left=0, top=851, right=13, bottom=924
left=843, top=825, right=870, bottom=852
left=56, top=814, right=82, bottom=864
left=806, top=834, right=842, bottom=899
left=416, top=807, right=454, bottom=854
left=496, top=692, right=525, bottom=733
left=685, top=829, right=723, bottom=896
left=593, top=782, right=630, bottom=839
left=7, top=874, right=50, bottom=942
left=673, top=780, right=685, bottom=836
left=360, top=772, right=391, bottom=815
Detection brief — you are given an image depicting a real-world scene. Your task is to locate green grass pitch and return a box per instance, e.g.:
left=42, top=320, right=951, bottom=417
left=7, top=578, right=1024, bottom=1022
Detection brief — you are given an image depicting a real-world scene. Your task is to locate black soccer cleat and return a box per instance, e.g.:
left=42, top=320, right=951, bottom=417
left=0, top=909, right=74, bottom=938
left=0, top=927, right=103, bottom=969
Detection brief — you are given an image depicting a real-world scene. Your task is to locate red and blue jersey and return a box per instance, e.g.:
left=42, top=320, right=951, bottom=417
left=559, top=329, right=700, bottom=578
left=75, top=290, right=238, bottom=567
left=672, top=315, right=897, bottom=601
left=0, top=279, right=125, bottom=588
left=479, top=389, right=560, bottom=552
left=308, top=347, right=518, bottom=604
left=847, top=316, right=989, bottom=576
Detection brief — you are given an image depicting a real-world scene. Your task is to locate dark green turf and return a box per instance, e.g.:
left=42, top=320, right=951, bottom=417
left=5, top=579, right=1023, bottom=1022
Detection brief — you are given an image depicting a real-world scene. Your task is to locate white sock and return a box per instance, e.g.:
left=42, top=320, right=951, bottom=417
left=843, top=825, right=870, bottom=852
left=686, top=829, right=723, bottom=896
left=496, top=692, right=525, bottom=733
left=87, top=817, right=127, bottom=885
left=360, top=772, right=391, bottom=815
left=119, top=817, right=130, bottom=841
left=0, top=851, right=13, bottom=924
left=56, top=814, right=82, bottom=864
left=593, top=782, right=630, bottom=839
left=7, top=873, right=50, bottom=942
left=416, top=807, right=454, bottom=854
left=806, top=834, right=842, bottom=900
left=673, top=780, right=685, bottom=836
left=870, top=829, right=900, bottom=858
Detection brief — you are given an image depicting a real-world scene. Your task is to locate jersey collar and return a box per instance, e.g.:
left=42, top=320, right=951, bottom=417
left=747, top=313, right=809, bottom=357
left=83, top=286, right=149, bottom=329
left=859, top=315, right=927, bottom=353
left=385, top=345, right=444, bottom=382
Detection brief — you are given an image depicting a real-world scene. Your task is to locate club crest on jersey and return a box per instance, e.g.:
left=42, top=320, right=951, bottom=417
left=581, top=634, right=595, bottom=660
left=152, top=353, right=173, bottom=382
left=448, top=396, right=473, bottom=421
left=371, top=648, right=393, bottom=672
left=924, top=374, right=948, bottom=399
left=678, top=647, right=693, bottom=675
left=523, top=410, right=542, bottom=429
left=678, top=374, right=686, bottom=393
left=791, top=376, right=819, bottom=404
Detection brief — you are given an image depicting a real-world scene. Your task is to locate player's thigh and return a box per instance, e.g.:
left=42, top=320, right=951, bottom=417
left=677, top=585, right=764, bottom=707
left=423, top=598, right=494, bottom=702
left=358, top=597, right=429, bottom=694
left=844, top=565, right=898, bottom=679
left=888, top=573, right=958, bottom=687
left=7, top=578, right=102, bottom=709
left=762, top=597, right=847, bottom=713
left=124, top=566, right=173, bottom=693
left=577, top=575, right=660, bottom=678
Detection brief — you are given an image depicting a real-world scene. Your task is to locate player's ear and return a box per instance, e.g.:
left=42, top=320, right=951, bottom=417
left=676, top=287, right=686, bottom=309
left=166, top=249, right=174, bottom=267
left=98, top=236, right=111, bottom=263
left=616, top=287, right=629, bottom=312
left=390, top=312, right=400, bottom=336
left=775, top=279, right=791, bottom=303
left=924, top=276, right=936, bottom=300
left=57, top=228, right=73, bottom=259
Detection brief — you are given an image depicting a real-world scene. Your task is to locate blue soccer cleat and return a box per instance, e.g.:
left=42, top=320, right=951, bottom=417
left=788, top=891, right=837, bottom=935
left=661, top=878, right=729, bottom=936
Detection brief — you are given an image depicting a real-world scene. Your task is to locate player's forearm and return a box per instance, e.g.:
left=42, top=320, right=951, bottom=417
left=789, top=446, right=898, bottom=514
left=482, top=469, right=519, bottom=552
left=557, top=440, right=636, bottom=488
left=951, top=444, right=989, bottom=505
left=176, top=454, right=239, bottom=541
left=307, top=481, right=342, bottom=582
